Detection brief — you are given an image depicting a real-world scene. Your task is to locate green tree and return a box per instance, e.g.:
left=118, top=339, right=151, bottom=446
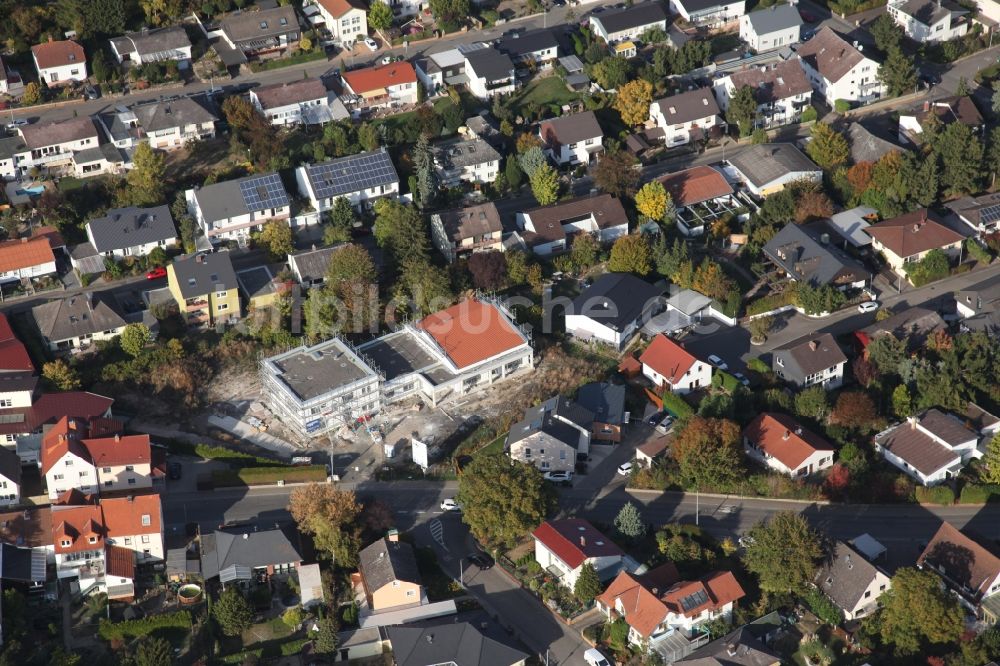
left=793, top=385, right=829, bottom=421
left=123, top=143, right=166, bottom=207
left=288, top=484, right=362, bottom=565
left=980, top=432, right=1000, bottom=484
left=21, top=82, right=42, bottom=106
left=282, top=606, right=305, bottom=629
left=750, top=128, right=769, bottom=144
left=879, top=567, right=964, bottom=654
left=891, top=384, right=913, bottom=418
left=396, top=259, right=453, bottom=316
left=358, top=123, right=380, bottom=152
left=413, top=133, right=437, bottom=209
left=870, top=12, right=903, bottom=53
left=505, top=156, right=524, bottom=190
left=313, top=615, right=339, bottom=654
left=934, top=121, right=983, bottom=196
left=866, top=334, right=907, bottom=375
left=518, top=146, right=547, bottom=179
left=879, top=47, right=918, bottom=97
left=135, top=637, right=172, bottom=666
left=368, top=0, right=393, bottom=31
left=570, top=233, right=600, bottom=271
left=574, top=562, right=602, bottom=604
left=456, top=454, right=552, bottom=548
left=727, top=85, right=758, bottom=136
left=530, top=163, right=560, bottom=206
left=373, top=199, right=430, bottom=266
left=805, top=122, right=849, bottom=171
left=635, top=181, right=668, bottom=221
left=613, top=501, right=646, bottom=540
left=119, top=323, right=151, bottom=358
left=742, top=512, right=823, bottom=593
left=795, top=282, right=846, bottom=315
left=42, top=359, right=80, bottom=391
left=255, top=219, right=294, bottom=261
left=213, top=587, right=253, bottom=637
left=671, top=416, right=743, bottom=490
left=428, top=0, right=469, bottom=28
left=325, top=197, right=356, bottom=244
left=608, top=234, right=652, bottom=275
left=592, top=57, right=631, bottom=89
left=655, top=236, right=690, bottom=279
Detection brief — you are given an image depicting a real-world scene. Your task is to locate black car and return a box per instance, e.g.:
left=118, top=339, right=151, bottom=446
left=168, top=462, right=183, bottom=480
left=646, top=410, right=666, bottom=426
left=468, top=553, right=494, bottom=570
left=83, top=85, right=100, bottom=100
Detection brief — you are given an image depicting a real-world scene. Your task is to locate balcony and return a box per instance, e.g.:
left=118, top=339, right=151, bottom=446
left=185, top=299, right=209, bottom=312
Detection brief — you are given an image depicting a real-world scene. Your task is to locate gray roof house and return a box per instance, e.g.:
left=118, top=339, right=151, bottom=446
left=565, top=273, right=664, bottom=349
left=762, top=223, right=869, bottom=288
left=288, top=244, right=346, bottom=288
left=576, top=382, right=627, bottom=441
left=858, top=306, right=946, bottom=347
left=846, top=123, right=903, bottom=164
left=742, top=3, right=802, bottom=38
left=295, top=148, right=400, bottom=213
left=357, top=535, right=425, bottom=611
left=131, top=95, right=218, bottom=139
left=109, top=26, right=192, bottom=65
left=590, top=2, right=669, bottom=42
left=30, top=292, right=128, bottom=352
left=674, top=624, right=781, bottom=665
left=496, top=28, right=560, bottom=64
left=433, top=136, right=502, bottom=187
left=85, top=205, right=177, bottom=256
left=955, top=273, right=1000, bottom=332
left=813, top=541, right=891, bottom=621
left=200, top=526, right=304, bottom=581
left=170, top=251, right=239, bottom=300
left=187, top=172, right=290, bottom=240
left=506, top=396, right=593, bottom=472
left=726, top=143, right=822, bottom=196
left=219, top=5, right=300, bottom=55
left=772, top=333, right=848, bottom=390
left=387, top=622, right=528, bottom=666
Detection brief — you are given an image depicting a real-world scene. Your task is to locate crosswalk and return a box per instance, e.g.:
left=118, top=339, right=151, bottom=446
left=429, top=518, right=447, bottom=551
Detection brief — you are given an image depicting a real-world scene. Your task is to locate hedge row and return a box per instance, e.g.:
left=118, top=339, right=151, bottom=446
left=915, top=486, right=954, bottom=505
left=660, top=392, right=694, bottom=419
left=745, top=290, right=795, bottom=316
left=212, top=465, right=327, bottom=487
left=98, top=610, right=191, bottom=641
left=165, top=439, right=285, bottom=467
left=219, top=638, right=310, bottom=663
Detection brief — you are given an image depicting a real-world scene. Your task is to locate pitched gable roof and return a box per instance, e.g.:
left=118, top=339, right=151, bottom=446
left=253, top=77, right=328, bottom=109
left=532, top=519, right=623, bottom=569
left=316, top=0, right=366, bottom=18
left=0, top=237, right=55, bottom=274
left=743, top=413, right=834, bottom=470
left=387, top=622, right=528, bottom=666
left=570, top=273, right=663, bottom=332
left=763, top=223, right=869, bottom=286
left=358, top=537, right=422, bottom=592
left=87, top=205, right=176, bottom=253
left=31, top=39, right=85, bottom=70
left=540, top=111, right=603, bottom=147
left=814, top=541, right=886, bottom=613
left=919, top=521, right=1000, bottom=603
left=0, top=313, right=33, bottom=373
left=773, top=333, right=847, bottom=380
left=653, top=88, right=720, bottom=125
left=200, top=525, right=302, bottom=579
left=865, top=209, right=965, bottom=259
left=639, top=335, right=700, bottom=385
left=657, top=166, right=733, bottom=207
left=796, top=27, right=867, bottom=83
left=342, top=61, right=417, bottom=94
left=729, top=59, right=811, bottom=105
left=592, top=1, right=667, bottom=33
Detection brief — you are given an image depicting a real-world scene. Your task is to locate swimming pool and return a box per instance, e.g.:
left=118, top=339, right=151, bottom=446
left=14, top=184, right=44, bottom=196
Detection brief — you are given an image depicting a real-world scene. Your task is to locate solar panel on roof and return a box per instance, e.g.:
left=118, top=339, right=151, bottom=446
left=0, top=414, right=24, bottom=424
left=239, top=173, right=289, bottom=211
left=308, top=151, right=398, bottom=200
left=679, top=589, right=709, bottom=612
left=980, top=203, right=1000, bottom=224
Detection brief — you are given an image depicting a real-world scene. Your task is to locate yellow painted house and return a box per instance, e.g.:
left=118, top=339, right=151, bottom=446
left=356, top=533, right=424, bottom=612
left=167, top=251, right=242, bottom=327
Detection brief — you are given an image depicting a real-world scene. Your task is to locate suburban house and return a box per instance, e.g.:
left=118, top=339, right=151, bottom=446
left=432, top=136, right=502, bottom=186
left=656, top=166, right=738, bottom=237
left=814, top=541, right=891, bottom=621
left=237, top=266, right=285, bottom=312
left=669, top=0, right=746, bottom=26
left=0, top=237, right=57, bottom=284
left=288, top=245, right=346, bottom=288
left=823, top=205, right=878, bottom=249
left=762, top=223, right=870, bottom=290
left=386, top=623, right=527, bottom=666
left=948, top=191, right=1000, bottom=237
left=726, top=143, right=821, bottom=197
left=742, top=412, right=835, bottom=477
left=430, top=202, right=503, bottom=263
left=200, top=525, right=303, bottom=581
left=506, top=396, right=594, bottom=474
left=31, top=39, right=87, bottom=85
left=649, top=88, right=721, bottom=147
left=295, top=148, right=400, bottom=213
left=30, top=293, right=128, bottom=352
left=310, top=0, right=368, bottom=46
left=539, top=111, right=604, bottom=166
left=675, top=624, right=781, bottom=666
left=739, top=3, right=802, bottom=51
left=898, top=96, right=983, bottom=145
left=218, top=5, right=301, bottom=61
left=856, top=306, right=946, bottom=349
left=772, top=333, right=847, bottom=390
left=576, top=382, right=627, bottom=443
left=496, top=28, right=560, bottom=67
left=41, top=416, right=153, bottom=499
left=413, top=46, right=472, bottom=96
left=186, top=172, right=290, bottom=243
left=464, top=47, right=516, bottom=99
left=714, top=59, right=812, bottom=128
left=84, top=205, right=177, bottom=259
left=918, top=521, right=1000, bottom=620
left=532, top=519, right=624, bottom=589
left=596, top=564, right=746, bottom=657
left=874, top=409, right=981, bottom=486
left=6, top=117, right=117, bottom=181
left=0, top=56, right=24, bottom=96
left=640, top=334, right=713, bottom=394
left=796, top=27, right=884, bottom=105
left=955, top=273, right=1000, bottom=332
left=251, top=78, right=346, bottom=126
left=129, top=96, right=219, bottom=150
left=0, top=448, right=21, bottom=505
left=564, top=273, right=663, bottom=349
left=865, top=209, right=965, bottom=278
left=167, top=251, right=242, bottom=327
left=109, top=27, right=192, bottom=67
left=341, top=61, right=419, bottom=112
left=356, top=533, right=424, bottom=612
left=514, top=194, right=629, bottom=256
left=846, top=123, right=904, bottom=165
left=888, top=0, right=967, bottom=42
left=589, top=2, right=669, bottom=43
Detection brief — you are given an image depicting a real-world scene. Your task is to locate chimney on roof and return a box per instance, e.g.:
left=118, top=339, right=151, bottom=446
left=426, top=634, right=434, bottom=644
left=923, top=100, right=931, bottom=113
left=909, top=416, right=918, bottom=430
left=387, top=528, right=399, bottom=542
left=127, top=495, right=134, bottom=502
left=243, top=533, right=249, bottom=539
left=783, top=430, right=790, bottom=440
left=196, top=254, right=205, bottom=263
left=19, top=238, right=26, bottom=244
left=580, top=535, right=586, bottom=547
left=652, top=587, right=659, bottom=596
left=48, top=35, right=54, bottom=42
left=808, top=340, right=818, bottom=351
left=114, top=434, right=120, bottom=442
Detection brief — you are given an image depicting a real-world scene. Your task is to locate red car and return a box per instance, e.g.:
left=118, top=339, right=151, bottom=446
left=145, top=266, right=167, bottom=280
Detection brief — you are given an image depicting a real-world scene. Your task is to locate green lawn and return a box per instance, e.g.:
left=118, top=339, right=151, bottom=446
left=473, top=435, right=505, bottom=458
left=510, top=77, right=583, bottom=117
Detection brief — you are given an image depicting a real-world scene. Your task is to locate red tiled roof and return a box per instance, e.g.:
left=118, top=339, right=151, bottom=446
left=742, top=413, right=834, bottom=470
left=532, top=519, right=623, bottom=570
left=40, top=416, right=90, bottom=475
left=102, top=494, right=161, bottom=538
left=657, top=166, right=733, bottom=208
left=51, top=504, right=105, bottom=554
left=639, top=335, right=699, bottom=386
left=82, top=434, right=151, bottom=468
left=106, top=544, right=135, bottom=579
left=316, top=0, right=365, bottom=18
left=342, top=61, right=417, bottom=95
left=31, top=39, right=85, bottom=70
left=41, top=415, right=137, bottom=474
left=417, top=299, right=525, bottom=369
left=918, top=521, right=1000, bottom=602
left=32, top=225, right=66, bottom=250
left=0, top=237, right=55, bottom=274
left=0, top=313, right=33, bottom=373
left=0, top=390, right=114, bottom=437
left=865, top=209, right=965, bottom=259
left=55, top=489, right=96, bottom=506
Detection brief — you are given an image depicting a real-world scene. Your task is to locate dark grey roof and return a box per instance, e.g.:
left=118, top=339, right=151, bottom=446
left=87, top=205, right=176, bottom=253
left=496, top=28, right=559, bottom=57
left=847, top=123, right=902, bottom=164
left=0, top=136, right=26, bottom=161
left=358, top=537, right=421, bottom=592
left=728, top=143, right=820, bottom=188
left=897, top=0, right=954, bottom=25
left=131, top=95, right=218, bottom=132
left=0, top=446, right=21, bottom=486
left=387, top=622, right=528, bottom=666
left=525, top=395, right=594, bottom=429
left=301, top=148, right=399, bottom=200
left=111, top=26, right=191, bottom=57
left=675, top=625, right=782, bottom=666
left=576, top=382, right=626, bottom=425
left=773, top=332, right=847, bottom=382
left=540, top=111, right=603, bottom=146
left=221, top=5, right=299, bottom=44
left=464, top=48, right=514, bottom=81
left=289, top=244, right=344, bottom=284
left=814, top=541, right=884, bottom=614
left=570, top=273, right=664, bottom=332
left=744, top=3, right=803, bottom=34
left=592, top=2, right=667, bottom=33
left=859, top=306, right=945, bottom=345
left=171, top=251, right=239, bottom=299
left=0, top=543, right=46, bottom=584
left=763, top=223, right=869, bottom=286
left=194, top=172, right=288, bottom=221
left=200, top=526, right=303, bottom=579
left=653, top=87, right=720, bottom=125
left=74, top=143, right=127, bottom=166
left=31, top=293, right=127, bottom=344
left=434, top=137, right=501, bottom=170
left=506, top=411, right=583, bottom=449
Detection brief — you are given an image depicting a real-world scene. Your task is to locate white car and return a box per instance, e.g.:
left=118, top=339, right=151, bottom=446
left=543, top=470, right=573, bottom=483
left=858, top=300, right=880, bottom=313
left=440, top=498, right=461, bottom=512
left=655, top=415, right=674, bottom=434
left=707, top=354, right=728, bottom=371
left=617, top=462, right=633, bottom=476
left=363, top=37, right=379, bottom=51
left=584, top=648, right=611, bottom=666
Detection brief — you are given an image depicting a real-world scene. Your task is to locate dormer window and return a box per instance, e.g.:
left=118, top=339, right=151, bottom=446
left=60, top=539, right=70, bottom=547
left=141, top=514, right=151, bottom=526
left=88, top=536, right=97, bottom=544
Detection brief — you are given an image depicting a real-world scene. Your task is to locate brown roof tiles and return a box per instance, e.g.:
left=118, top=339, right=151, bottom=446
left=865, top=209, right=965, bottom=259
